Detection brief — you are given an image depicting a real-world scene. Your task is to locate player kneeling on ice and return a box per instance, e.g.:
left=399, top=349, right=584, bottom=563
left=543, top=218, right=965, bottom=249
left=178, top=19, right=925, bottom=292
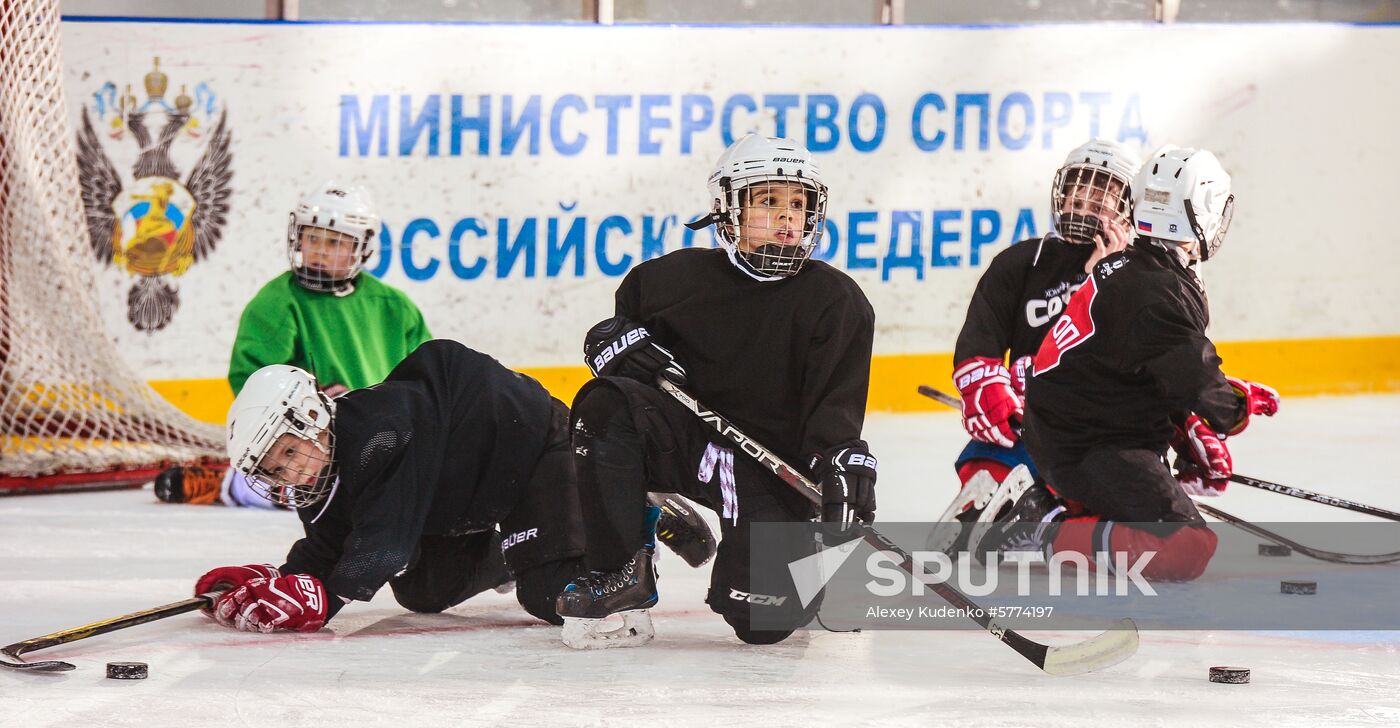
left=979, top=146, right=1279, bottom=581
left=555, top=134, right=877, bottom=648
left=934, top=139, right=1140, bottom=551
left=193, top=340, right=590, bottom=632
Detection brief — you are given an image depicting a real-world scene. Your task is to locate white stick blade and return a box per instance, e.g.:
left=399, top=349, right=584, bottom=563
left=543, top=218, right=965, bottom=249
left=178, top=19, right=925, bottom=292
left=1039, top=618, right=1140, bottom=677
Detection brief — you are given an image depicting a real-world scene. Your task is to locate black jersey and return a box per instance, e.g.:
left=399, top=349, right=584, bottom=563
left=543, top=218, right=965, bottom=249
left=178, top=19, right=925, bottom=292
left=1023, top=244, right=1245, bottom=469
left=614, top=248, right=874, bottom=471
left=281, top=340, right=554, bottom=603
left=954, top=235, right=1094, bottom=364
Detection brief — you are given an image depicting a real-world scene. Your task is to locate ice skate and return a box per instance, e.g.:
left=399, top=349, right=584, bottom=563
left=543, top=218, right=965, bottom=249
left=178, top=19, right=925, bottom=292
left=927, top=464, right=1034, bottom=555
left=649, top=492, right=717, bottom=567
left=556, top=547, right=659, bottom=650
left=970, top=481, right=1067, bottom=561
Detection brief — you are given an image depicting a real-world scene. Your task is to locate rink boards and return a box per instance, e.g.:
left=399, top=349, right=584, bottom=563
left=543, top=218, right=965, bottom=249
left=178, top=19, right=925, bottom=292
left=55, top=20, right=1400, bottom=420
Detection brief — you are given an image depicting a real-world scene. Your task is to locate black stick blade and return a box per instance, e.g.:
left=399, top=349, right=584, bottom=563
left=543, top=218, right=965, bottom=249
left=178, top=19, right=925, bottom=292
left=0, top=647, right=75, bottom=673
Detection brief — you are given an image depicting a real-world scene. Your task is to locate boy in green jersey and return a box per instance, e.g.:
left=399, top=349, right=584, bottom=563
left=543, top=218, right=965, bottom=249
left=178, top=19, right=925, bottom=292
left=157, top=181, right=430, bottom=507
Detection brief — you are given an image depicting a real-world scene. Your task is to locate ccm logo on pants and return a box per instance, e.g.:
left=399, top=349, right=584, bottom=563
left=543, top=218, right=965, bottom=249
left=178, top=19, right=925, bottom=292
left=729, top=588, right=787, bottom=607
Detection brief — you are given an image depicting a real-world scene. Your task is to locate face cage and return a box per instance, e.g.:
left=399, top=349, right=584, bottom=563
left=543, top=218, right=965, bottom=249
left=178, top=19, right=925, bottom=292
left=1184, top=193, right=1235, bottom=262
left=1050, top=165, right=1132, bottom=245
left=718, top=178, right=828, bottom=279
left=287, top=223, right=372, bottom=293
left=238, top=406, right=337, bottom=508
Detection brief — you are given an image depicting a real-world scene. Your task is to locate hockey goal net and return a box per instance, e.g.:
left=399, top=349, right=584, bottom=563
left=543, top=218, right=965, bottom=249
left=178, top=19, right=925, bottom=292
left=0, top=2, right=222, bottom=492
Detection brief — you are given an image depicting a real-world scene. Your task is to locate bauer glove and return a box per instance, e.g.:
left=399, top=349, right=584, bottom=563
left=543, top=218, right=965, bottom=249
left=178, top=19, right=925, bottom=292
left=953, top=357, right=1023, bottom=448
left=1225, top=377, right=1280, bottom=435
left=811, top=440, right=878, bottom=527
left=584, top=316, right=687, bottom=386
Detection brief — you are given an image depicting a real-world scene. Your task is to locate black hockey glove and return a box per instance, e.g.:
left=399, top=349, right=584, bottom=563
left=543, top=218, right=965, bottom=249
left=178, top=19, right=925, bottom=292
left=810, top=440, right=877, bottom=527
left=584, top=316, right=687, bottom=386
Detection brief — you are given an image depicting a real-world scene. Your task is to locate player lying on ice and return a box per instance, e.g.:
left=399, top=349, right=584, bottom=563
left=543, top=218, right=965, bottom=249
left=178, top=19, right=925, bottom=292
left=938, top=139, right=1141, bottom=547
left=192, top=340, right=590, bottom=632
left=965, top=146, right=1280, bottom=581
left=554, top=134, right=878, bottom=648
left=156, top=181, right=431, bottom=508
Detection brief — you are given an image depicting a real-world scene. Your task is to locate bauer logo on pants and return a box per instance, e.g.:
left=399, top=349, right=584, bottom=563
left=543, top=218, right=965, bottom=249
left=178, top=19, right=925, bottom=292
left=502, top=528, right=539, bottom=550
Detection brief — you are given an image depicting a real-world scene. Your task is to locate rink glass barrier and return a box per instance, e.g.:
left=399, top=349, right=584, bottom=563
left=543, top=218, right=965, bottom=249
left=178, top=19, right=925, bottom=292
left=747, top=521, right=1400, bottom=631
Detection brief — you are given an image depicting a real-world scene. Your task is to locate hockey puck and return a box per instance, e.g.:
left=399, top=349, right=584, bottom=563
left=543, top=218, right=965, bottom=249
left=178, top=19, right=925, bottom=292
left=1208, top=666, right=1250, bottom=684
left=1281, top=580, right=1317, bottom=595
left=105, top=662, right=147, bottom=680
left=1258, top=544, right=1292, bottom=557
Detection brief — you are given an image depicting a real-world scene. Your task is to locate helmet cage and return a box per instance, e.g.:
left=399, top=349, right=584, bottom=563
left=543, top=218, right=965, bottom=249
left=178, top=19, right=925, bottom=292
left=1051, top=164, right=1133, bottom=246
left=715, top=173, right=828, bottom=279
left=288, top=221, right=374, bottom=293
left=1184, top=192, right=1235, bottom=262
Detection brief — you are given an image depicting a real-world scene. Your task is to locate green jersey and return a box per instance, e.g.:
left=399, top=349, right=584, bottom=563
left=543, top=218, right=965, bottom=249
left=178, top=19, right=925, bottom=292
left=229, top=272, right=431, bottom=394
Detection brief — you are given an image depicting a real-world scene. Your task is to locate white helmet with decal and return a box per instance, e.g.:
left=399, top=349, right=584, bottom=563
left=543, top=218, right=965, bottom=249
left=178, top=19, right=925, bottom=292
left=1133, top=146, right=1234, bottom=261
left=287, top=181, right=380, bottom=293
left=685, top=134, right=828, bottom=280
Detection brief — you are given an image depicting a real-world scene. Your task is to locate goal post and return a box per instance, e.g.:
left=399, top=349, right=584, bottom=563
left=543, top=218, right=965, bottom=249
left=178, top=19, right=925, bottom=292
left=0, top=2, right=222, bottom=493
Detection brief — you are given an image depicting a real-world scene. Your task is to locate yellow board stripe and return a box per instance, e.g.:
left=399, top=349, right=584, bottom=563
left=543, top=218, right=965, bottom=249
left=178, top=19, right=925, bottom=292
left=152, top=335, right=1400, bottom=424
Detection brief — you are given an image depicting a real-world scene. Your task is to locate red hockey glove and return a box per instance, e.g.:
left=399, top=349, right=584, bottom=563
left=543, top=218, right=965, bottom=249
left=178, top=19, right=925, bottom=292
left=1009, top=355, right=1032, bottom=397
left=953, top=357, right=1022, bottom=448
left=1171, top=415, right=1231, bottom=496
left=1176, top=466, right=1227, bottom=497
left=1226, top=377, right=1280, bottom=435
left=212, top=573, right=329, bottom=633
left=194, top=564, right=280, bottom=603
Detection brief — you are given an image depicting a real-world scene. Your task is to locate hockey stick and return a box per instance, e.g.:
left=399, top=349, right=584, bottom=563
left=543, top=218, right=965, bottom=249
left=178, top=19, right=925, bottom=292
left=658, top=377, right=1138, bottom=677
left=1194, top=501, right=1400, bottom=565
left=917, top=384, right=962, bottom=410
left=917, top=384, right=1400, bottom=523
left=0, top=591, right=224, bottom=673
left=1226, top=474, right=1400, bottom=522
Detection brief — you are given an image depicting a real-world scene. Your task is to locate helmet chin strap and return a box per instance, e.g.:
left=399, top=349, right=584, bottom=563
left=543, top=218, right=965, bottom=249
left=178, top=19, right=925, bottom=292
left=293, top=266, right=358, bottom=296
left=1148, top=238, right=1199, bottom=268
left=725, top=245, right=787, bottom=283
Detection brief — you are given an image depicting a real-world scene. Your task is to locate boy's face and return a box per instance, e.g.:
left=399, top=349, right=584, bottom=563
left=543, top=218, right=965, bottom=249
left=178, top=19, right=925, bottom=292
left=735, top=181, right=810, bottom=253
left=253, top=430, right=332, bottom=504
left=1059, top=170, right=1130, bottom=236
left=297, top=226, right=361, bottom=280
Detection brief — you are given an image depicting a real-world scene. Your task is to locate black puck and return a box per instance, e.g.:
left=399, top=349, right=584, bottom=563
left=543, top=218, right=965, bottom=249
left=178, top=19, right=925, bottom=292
left=1281, top=580, right=1317, bottom=595
left=106, top=661, right=147, bottom=680
left=1209, top=666, right=1250, bottom=684
left=1258, top=544, right=1292, bottom=557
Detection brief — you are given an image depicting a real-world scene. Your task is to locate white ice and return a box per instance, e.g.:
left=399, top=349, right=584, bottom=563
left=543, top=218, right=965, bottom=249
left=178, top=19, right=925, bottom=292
left=3, top=395, right=1399, bottom=727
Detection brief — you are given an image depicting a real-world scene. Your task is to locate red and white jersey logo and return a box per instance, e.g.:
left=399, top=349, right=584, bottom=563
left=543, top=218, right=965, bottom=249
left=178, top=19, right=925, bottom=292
left=1032, top=275, right=1099, bottom=376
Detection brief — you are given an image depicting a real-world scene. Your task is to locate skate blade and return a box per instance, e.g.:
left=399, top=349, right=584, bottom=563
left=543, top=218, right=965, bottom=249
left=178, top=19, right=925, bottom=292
left=560, top=610, right=655, bottom=650
left=925, top=470, right=1000, bottom=553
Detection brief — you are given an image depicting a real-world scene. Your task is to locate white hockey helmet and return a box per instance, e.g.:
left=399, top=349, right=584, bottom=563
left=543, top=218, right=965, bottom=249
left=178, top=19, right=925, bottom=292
left=287, top=181, right=381, bottom=293
left=1050, top=138, right=1140, bottom=246
left=226, top=365, right=337, bottom=508
left=684, top=133, right=828, bottom=280
left=1133, top=146, right=1235, bottom=261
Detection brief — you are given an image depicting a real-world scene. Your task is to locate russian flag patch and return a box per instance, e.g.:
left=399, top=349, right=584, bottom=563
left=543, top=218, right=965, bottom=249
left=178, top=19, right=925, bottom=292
left=1137, top=220, right=1153, bottom=232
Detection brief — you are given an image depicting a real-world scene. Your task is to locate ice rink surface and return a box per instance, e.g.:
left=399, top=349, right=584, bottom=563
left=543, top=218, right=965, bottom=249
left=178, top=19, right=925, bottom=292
left=2, top=395, right=1398, bottom=727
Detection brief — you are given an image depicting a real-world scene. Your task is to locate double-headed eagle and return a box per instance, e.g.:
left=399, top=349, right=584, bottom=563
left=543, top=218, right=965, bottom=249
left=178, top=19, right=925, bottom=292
left=76, top=67, right=232, bottom=332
